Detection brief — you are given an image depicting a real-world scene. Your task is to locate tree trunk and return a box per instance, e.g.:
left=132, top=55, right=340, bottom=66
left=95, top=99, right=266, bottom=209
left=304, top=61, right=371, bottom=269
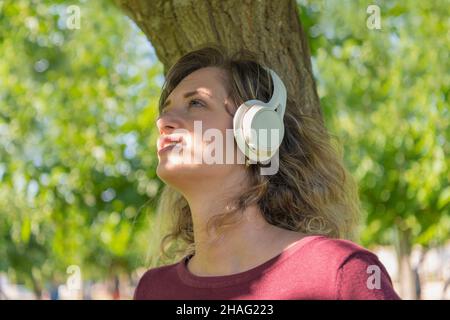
left=395, top=226, right=417, bottom=299
left=115, top=0, right=323, bottom=123
left=30, top=275, right=43, bottom=300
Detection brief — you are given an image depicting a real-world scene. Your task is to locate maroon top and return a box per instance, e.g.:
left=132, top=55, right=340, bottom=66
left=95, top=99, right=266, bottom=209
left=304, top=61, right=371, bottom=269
left=134, top=235, right=401, bottom=300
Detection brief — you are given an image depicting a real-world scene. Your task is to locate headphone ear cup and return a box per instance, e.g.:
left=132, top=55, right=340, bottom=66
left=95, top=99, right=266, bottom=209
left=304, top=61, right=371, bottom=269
left=232, top=67, right=287, bottom=164
left=233, top=100, right=261, bottom=162
left=242, top=106, right=285, bottom=155
left=233, top=101, right=284, bottom=163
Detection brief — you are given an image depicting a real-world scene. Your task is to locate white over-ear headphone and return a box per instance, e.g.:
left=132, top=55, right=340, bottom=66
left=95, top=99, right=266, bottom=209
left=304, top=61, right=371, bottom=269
left=233, top=67, right=287, bottom=163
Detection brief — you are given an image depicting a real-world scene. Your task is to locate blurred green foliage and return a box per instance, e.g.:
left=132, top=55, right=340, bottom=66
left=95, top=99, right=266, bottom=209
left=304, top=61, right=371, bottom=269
left=0, top=0, right=163, bottom=294
left=0, top=0, right=448, bottom=296
left=299, top=0, right=449, bottom=247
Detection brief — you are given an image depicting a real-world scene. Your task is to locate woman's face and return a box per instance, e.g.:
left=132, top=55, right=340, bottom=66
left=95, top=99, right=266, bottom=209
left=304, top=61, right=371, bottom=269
left=156, top=67, right=243, bottom=191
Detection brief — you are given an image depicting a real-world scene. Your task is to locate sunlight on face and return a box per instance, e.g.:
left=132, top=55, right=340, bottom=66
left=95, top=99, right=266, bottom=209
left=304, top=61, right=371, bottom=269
left=155, top=67, right=240, bottom=189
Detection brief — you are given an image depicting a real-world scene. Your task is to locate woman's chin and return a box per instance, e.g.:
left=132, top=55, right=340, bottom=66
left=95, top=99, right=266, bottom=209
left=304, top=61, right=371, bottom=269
left=156, top=161, right=180, bottom=177
left=156, top=160, right=196, bottom=179
left=156, top=162, right=203, bottom=192
left=156, top=160, right=219, bottom=185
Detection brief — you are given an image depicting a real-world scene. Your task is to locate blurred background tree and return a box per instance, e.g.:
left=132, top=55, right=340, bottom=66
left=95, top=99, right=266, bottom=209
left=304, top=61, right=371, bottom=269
left=0, top=0, right=163, bottom=298
left=299, top=0, right=449, bottom=299
left=0, top=0, right=448, bottom=299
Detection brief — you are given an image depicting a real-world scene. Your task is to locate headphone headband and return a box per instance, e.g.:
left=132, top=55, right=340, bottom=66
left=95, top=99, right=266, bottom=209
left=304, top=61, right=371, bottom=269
left=265, top=68, right=287, bottom=118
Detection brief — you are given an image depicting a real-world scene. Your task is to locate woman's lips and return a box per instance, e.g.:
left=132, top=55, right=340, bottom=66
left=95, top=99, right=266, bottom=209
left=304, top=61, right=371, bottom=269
left=158, top=142, right=182, bottom=155
left=157, top=135, right=183, bottom=154
left=157, top=143, right=179, bottom=155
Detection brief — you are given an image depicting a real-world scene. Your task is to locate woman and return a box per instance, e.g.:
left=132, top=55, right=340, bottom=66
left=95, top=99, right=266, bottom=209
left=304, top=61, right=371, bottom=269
left=134, top=45, right=400, bottom=300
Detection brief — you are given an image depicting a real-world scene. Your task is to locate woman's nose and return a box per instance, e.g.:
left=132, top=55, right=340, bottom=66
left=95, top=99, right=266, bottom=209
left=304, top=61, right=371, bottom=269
left=156, top=111, right=182, bottom=135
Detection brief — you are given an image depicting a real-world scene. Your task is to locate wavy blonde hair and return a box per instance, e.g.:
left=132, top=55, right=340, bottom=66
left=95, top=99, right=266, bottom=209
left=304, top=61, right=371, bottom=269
left=148, top=45, right=362, bottom=267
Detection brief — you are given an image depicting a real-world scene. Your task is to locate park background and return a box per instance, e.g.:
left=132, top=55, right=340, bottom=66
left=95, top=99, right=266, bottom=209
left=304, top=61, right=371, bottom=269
left=0, top=0, right=448, bottom=299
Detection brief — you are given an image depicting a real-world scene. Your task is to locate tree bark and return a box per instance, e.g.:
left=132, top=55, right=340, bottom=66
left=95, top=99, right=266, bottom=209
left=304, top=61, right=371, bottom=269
left=115, top=0, right=323, bottom=123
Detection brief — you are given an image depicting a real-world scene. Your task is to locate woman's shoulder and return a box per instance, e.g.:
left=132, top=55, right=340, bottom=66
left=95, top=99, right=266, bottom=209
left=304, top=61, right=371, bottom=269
left=299, top=235, right=400, bottom=299
left=296, top=235, right=389, bottom=284
left=139, top=261, right=180, bottom=279
left=301, top=235, right=379, bottom=265
left=133, top=260, right=182, bottom=300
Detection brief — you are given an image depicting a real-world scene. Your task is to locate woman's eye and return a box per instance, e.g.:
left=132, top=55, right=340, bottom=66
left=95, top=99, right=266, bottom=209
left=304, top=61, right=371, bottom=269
left=189, top=99, right=204, bottom=108
left=158, top=99, right=204, bottom=115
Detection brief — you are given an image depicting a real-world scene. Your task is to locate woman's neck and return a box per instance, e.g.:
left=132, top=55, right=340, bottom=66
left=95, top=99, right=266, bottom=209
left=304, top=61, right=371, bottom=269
left=179, top=168, right=305, bottom=277
left=187, top=204, right=305, bottom=276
